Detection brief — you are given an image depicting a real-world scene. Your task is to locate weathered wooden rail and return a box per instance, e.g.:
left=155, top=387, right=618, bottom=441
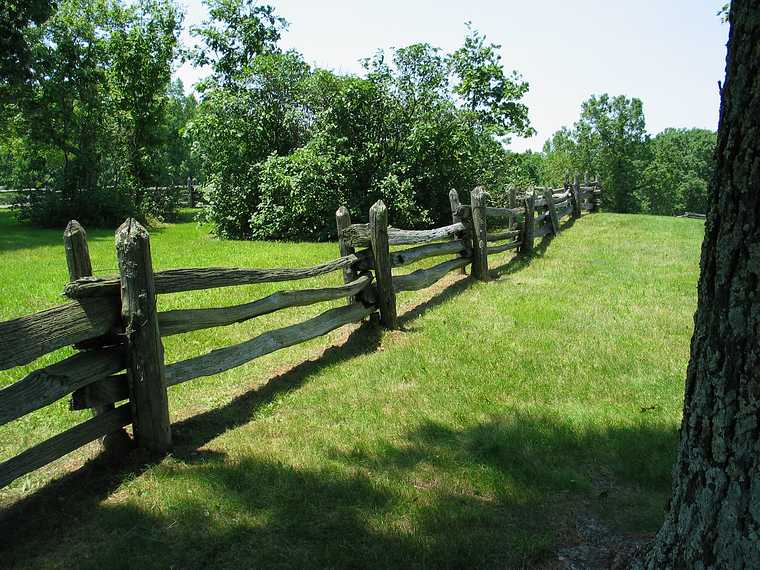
left=0, top=181, right=200, bottom=209
left=0, top=176, right=602, bottom=490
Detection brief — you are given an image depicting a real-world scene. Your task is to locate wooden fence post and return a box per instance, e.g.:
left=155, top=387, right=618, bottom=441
left=64, top=220, right=93, bottom=280
left=186, top=176, right=194, bottom=207
left=335, top=206, right=358, bottom=304
left=449, top=189, right=468, bottom=275
left=544, top=188, right=560, bottom=235
left=470, top=186, right=489, bottom=281
left=591, top=180, right=602, bottom=213
left=369, top=201, right=397, bottom=329
left=64, top=221, right=132, bottom=456
left=116, top=219, right=171, bottom=453
left=520, top=191, right=535, bottom=255
left=571, top=176, right=582, bottom=219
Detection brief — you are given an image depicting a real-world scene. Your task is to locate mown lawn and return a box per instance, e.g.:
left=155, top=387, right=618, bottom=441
left=0, top=209, right=703, bottom=568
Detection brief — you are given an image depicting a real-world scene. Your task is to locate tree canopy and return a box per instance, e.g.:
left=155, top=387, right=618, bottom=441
left=0, top=0, right=717, bottom=232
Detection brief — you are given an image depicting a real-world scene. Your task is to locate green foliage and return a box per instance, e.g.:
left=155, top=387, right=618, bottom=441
left=575, top=94, right=649, bottom=212
left=542, top=96, right=715, bottom=216
left=0, top=0, right=186, bottom=227
left=449, top=24, right=534, bottom=139
left=194, top=23, right=535, bottom=240
left=191, top=0, right=285, bottom=88
left=543, top=94, right=715, bottom=216
left=191, top=51, right=311, bottom=238
left=640, top=128, right=715, bottom=215
left=251, top=138, right=349, bottom=240
left=107, top=0, right=182, bottom=187
left=0, top=0, right=54, bottom=90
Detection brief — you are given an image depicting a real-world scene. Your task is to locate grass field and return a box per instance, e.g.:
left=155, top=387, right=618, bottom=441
left=0, top=209, right=704, bottom=568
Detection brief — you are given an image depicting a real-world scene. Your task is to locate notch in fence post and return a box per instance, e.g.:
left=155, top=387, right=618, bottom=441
left=336, top=206, right=358, bottom=304
left=470, top=186, right=489, bottom=281
left=65, top=220, right=132, bottom=456
left=369, top=201, right=397, bottom=329
left=116, top=219, right=171, bottom=453
left=544, top=188, right=560, bottom=235
left=520, top=191, right=535, bottom=256
left=571, top=176, right=582, bottom=219
left=449, top=189, right=468, bottom=275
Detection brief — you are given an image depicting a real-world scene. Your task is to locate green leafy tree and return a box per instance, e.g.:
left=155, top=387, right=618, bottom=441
left=543, top=94, right=649, bottom=212
left=640, top=128, right=715, bottom=215
left=191, top=0, right=285, bottom=88
left=542, top=128, right=577, bottom=187
left=195, top=24, right=535, bottom=240
left=191, top=50, right=312, bottom=237
left=1, top=0, right=183, bottom=226
left=449, top=24, right=533, bottom=139
left=164, top=79, right=198, bottom=184
left=108, top=0, right=182, bottom=188
left=575, top=94, right=649, bottom=212
left=0, top=0, right=54, bottom=91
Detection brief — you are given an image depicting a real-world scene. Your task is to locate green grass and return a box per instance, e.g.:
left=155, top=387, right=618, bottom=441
left=0, top=209, right=704, bottom=568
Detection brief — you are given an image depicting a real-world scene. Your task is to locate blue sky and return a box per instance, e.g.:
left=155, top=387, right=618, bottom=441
left=175, top=0, right=729, bottom=152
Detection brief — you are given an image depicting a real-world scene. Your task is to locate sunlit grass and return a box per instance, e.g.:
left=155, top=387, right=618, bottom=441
left=0, top=209, right=704, bottom=567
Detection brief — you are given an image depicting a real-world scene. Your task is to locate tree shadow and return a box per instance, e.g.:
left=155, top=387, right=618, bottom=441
left=170, top=320, right=383, bottom=457
left=0, top=410, right=676, bottom=568
left=0, top=321, right=382, bottom=548
left=489, top=215, right=578, bottom=279
left=1, top=212, right=641, bottom=568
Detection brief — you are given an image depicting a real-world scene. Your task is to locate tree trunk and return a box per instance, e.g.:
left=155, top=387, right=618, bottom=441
left=635, top=2, right=760, bottom=567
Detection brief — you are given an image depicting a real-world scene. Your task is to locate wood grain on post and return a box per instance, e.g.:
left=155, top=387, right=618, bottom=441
left=571, top=177, right=582, bottom=219
left=520, top=192, right=535, bottom=256
left=449, top=189, right=468, bottom=274
left=64, top=220, right=131, bottom=454
left=64, top=220, right=93, bottom=281
left=369, top=201, right=397, bottom=329
left=336, top=206, right=358, bottom=304
left=544, top=188, right=560, bottom=235
left=116, top=218, right=171, bottom=453
left=470, top=187, right=489, bottom=281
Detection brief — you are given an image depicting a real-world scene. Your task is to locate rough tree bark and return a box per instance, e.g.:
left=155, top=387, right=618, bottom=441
left=635, top=2, right=760, bottom=568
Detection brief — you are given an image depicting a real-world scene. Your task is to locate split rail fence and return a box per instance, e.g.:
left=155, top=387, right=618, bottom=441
left=0, top=180, right=200, bottom=209
left=0, top=178, right=602, bottom=489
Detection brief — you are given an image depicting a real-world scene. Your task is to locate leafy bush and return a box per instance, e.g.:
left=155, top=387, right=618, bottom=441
left=251, top=141, right=349, bottom=241
left=193, top=28, right=535, bottom=240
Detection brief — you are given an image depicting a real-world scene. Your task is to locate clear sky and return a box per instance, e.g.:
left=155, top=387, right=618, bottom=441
left=175, top=0, right=729, bottom=152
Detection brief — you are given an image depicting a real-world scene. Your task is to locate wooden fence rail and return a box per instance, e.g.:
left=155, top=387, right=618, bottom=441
left=0, top=175, right=602, bottom=489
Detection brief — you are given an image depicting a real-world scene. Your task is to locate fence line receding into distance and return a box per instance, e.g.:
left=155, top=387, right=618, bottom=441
left=0, top=178, right=603, bottom=488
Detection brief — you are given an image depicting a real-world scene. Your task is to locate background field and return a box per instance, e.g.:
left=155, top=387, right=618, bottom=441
left=0, top=210, right=703, bottom=568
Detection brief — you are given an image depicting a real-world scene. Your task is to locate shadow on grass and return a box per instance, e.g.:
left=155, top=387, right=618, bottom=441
left=0, top=411, right=676, bottom=568
left=489, top=216, right=577, bottom=279
left=3, top=212, right=666, bottom=567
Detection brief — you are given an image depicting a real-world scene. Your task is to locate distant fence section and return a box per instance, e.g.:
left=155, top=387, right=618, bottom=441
left=0, top=177, right=602, bottom=489
left=0, top=180, right=201, bottom=209
left=678, top=211, right=706, bottom=220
